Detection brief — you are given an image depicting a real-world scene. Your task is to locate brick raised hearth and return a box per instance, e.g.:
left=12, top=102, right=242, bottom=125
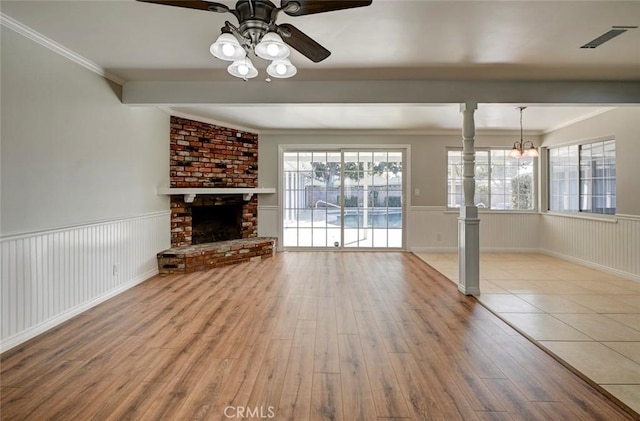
left=157, top=116, right=275, bottom=273
left=157, top=237, right=276, bottom=274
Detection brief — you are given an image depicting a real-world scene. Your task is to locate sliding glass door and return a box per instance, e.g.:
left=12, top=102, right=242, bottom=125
left=282, top=149, right=404, bottom=249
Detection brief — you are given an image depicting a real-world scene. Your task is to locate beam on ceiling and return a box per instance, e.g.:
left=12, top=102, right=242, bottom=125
left=122, top=80, right=640, bottom=105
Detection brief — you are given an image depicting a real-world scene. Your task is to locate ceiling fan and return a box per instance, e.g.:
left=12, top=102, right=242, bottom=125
left=137, top=0, right=373, bottom=79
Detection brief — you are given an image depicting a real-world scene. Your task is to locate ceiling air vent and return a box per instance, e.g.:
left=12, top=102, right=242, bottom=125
left=580, top=26, right=638, bottom=48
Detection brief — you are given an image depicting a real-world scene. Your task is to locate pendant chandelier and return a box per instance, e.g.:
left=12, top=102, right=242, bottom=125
left=509, top=106, right=539, bottom=159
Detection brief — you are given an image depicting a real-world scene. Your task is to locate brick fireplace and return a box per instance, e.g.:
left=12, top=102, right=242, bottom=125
left=158, top=116, right=276, bottom=274
left=170, top=195, right=257, bottom=248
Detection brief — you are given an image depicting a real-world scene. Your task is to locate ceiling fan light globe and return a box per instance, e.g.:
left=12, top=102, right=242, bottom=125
left=227, top=57, right=258, bottom=79
left=267, top=59, right=297, bottom=78
left=210, top=33, right=245, bottom=61
left=255, top=32, right=290, bottom=60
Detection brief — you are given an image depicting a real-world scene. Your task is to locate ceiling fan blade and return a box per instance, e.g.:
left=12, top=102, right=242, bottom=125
left=282, top=0, right=372, bottom=16
left=136, top=0, right=228, bottom=13
left=278, top=23, right=330, bottom=63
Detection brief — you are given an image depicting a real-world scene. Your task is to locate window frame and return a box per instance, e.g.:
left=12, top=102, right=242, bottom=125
left=446, top=147, right=538, bottom=212
left=547, top=138, right=616, bottom=216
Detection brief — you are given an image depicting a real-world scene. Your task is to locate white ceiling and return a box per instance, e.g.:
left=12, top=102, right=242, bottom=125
left=2, top=0, right=639, bottom=132
left=170, top=104, right=613, bottom=133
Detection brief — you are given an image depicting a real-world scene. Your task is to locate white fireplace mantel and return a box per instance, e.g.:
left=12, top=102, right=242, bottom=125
left=157, top=187, right=276, bottom=203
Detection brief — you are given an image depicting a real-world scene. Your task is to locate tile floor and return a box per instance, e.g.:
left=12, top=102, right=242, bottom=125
left=415, top=252, right=640, bottom=416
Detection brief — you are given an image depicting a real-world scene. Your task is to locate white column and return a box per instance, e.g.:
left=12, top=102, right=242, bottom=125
left=458, top=102, right=480, bottom=295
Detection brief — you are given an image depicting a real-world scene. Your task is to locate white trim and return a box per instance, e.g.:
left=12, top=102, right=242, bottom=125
left=412, top=246, right=640, bottom=286
left=615, top=213, right=640, bottom=221
left=0, top=210, right=171, bottom=241
left=158, top=106, right=260, bottom=134
left=540, top=249, right=640, bottom=283
left=1, top=211, right=170, bottom=351
left=279, top=145, right=410, bottom=251
left=278, top=146, right=285, bottom=252
left=458, top=285, right=480, bottom=296
left=410, top=206, right=447, bottom=212
left=0, top=13, right=125, bottom=86
left=541, top=134, right=615, bottom=149
left=157, top=187, right=276, bottom=202
left=444, top=210, right=540, bottom=215
left=403, top=146, right=411, bottom=251
left=541, top=211, right=618, bottom=223
left=157, top=187, right=276, bottom=195
left=411, top=247, right=459, bottom=253
left=0, top=268, right=157, bottom=353
left=479, top=247, right=542, bottom=253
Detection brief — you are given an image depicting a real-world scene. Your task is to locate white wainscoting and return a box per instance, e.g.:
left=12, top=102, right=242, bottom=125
left=408, top=206, right=540, bottom=253
left=0, top=211, right=171, bottom=352
left=540, top=213, right=640, bottom=281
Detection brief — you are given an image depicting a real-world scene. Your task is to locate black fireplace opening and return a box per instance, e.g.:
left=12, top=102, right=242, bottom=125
left=191, top=204, right=243, bottom=244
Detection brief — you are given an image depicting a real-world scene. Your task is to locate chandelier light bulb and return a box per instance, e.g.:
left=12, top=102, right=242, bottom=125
left=238, top=64, right=249, bottom=76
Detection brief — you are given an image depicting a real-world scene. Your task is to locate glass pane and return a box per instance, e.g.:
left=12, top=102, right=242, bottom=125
left=327, top=229, right=341, bottom=248
left=298, top=228, right=312, bottom=247
left=283, top=227, right=298, bottom=247
left=373, top=230, right=388, bottom=248
left=298, top=152, right=312, bottom=171
left=388, top=228, right=402, bottom=248
left=312, top=231, right=327, bottom=247
left=579, top=140, right=616, bottom=214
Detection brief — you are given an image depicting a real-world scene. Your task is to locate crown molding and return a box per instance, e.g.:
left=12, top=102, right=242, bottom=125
left=1, top=13, right=125, bottom=86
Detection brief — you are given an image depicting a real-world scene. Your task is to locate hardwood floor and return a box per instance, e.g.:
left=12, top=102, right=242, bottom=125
left=1, top=252, right=636, bottom=420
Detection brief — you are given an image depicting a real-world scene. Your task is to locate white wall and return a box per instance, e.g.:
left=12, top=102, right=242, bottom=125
left=542, top=107, right=640, bottom=216
left=1, top=27, right=171, bottom=350
left=1, top=27, right=169, bottom=236
left=257, top=116, right=640, bottom=281
left=540, top=107, right=640, bottom=280
left=257, top=132, right=541, bottom=252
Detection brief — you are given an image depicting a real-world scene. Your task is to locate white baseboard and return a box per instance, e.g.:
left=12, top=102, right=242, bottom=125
left=479, top=247, right=542, bottom=253
left=1, top=211, right=170, bottom=352
left=411, top=246, right=639, bottom=283
left=410, top=247, right=541, bottom=254
left=410, top=247, right=458, bottom=253
left=0, top=269, right=158, bottom=353
left=539, top=249, right=640, bottom=283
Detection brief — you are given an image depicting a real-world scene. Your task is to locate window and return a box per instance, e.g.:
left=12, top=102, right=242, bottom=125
left=548, top=139, right=615, bottom=215
left=447, top=149, right=535, bottom=210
